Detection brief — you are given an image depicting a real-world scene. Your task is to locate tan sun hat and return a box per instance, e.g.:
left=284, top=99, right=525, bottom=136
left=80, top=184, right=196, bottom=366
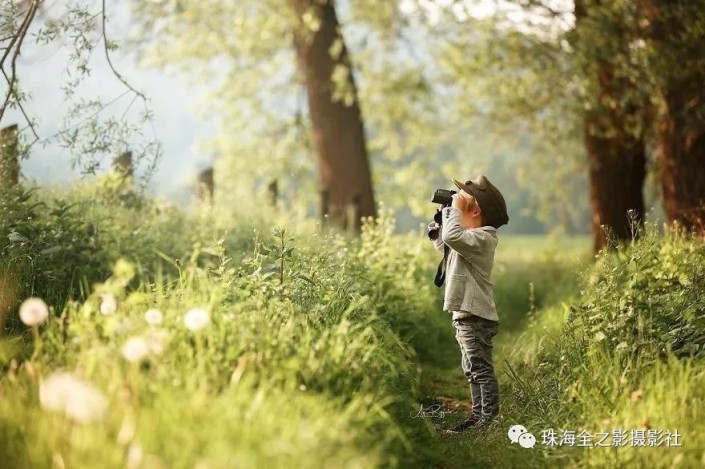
left=452, top=175, right=509, bottom=228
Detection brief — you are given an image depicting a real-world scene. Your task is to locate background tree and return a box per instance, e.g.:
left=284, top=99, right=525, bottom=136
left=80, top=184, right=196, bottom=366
left=130, top=1, right=572, bottom=233
left=288, top=0, right=376, bottom=230
left=638, top=0, right=705, bottom=233
left=572, top=0, right=648, bottom=251
left=435, top=3, right=591, bottom=236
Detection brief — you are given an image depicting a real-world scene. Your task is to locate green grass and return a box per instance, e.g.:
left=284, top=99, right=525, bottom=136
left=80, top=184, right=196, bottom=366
left=417, top=230, right=702, bottom=468
left=1, top=180, right=702, bottom=468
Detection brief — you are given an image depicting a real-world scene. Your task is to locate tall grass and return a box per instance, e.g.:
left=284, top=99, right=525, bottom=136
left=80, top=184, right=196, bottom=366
left=501, top=226, right=704, bottom=468
left=2, top=177, right=703, bottom=468
left=0, top=179, right=449, bottom=468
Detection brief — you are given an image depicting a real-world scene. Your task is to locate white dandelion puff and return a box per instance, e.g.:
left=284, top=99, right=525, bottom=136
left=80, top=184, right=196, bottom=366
left=39, top=372, right=107, bottom=424
left=144, top=308, right=163, bottom=326
left=121, top=337, right=150, bottom=363
left=99, top=293, right=117, bottom=315
left=19, top=297, right=49, bottom=327
left=183, top=308, right=210, bottom=331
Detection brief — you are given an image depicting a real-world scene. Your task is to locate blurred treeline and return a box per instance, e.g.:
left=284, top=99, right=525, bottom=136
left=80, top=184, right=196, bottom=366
left=2, top=1, right=705, bottom=243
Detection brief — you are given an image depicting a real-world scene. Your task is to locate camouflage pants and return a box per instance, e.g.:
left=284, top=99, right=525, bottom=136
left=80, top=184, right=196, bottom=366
left=452, top=315, right=500, bottom=420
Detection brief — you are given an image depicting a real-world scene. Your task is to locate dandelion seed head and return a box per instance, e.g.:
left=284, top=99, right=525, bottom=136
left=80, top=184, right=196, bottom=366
left=184, top=308, right=210, bottom=331
left=121, top=337, right=150, bottom=363
left=144, top=308, right=163, bottom=326
left=39, top=372, right=107, bottom=424
left=100, top=293, right=118, bottom=315
left=19, top=297, right=49, bottom=327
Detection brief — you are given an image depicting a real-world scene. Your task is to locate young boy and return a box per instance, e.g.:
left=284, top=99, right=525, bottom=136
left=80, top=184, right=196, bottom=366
left=429, top=175, right=509, bottom=433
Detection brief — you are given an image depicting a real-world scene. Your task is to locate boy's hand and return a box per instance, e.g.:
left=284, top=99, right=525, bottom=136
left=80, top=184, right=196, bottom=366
left=451, top=192, right=475, bottom=212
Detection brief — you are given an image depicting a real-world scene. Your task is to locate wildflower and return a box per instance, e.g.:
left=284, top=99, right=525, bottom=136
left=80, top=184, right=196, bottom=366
left=39, top=372, right=107, bottom=424
left=121, top=337, right=150, bottom=363
left=144, top=308, right=163, bottom=326
left=183, top=308, right=210, bottom=331
left=19, top=297, right=49, bottom=327
left=100, top=293, right=117, bottom=315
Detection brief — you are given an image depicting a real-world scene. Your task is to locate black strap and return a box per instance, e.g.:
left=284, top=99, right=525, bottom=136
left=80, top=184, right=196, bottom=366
left=434, top=244, right=449, bottom=287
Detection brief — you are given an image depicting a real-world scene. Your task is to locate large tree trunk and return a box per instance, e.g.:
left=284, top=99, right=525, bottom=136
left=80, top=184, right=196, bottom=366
left=575, top=0, right=647, bottom=253
left=638, top=0, right=705, bottom=233
left=289, top=0, right=376, bottom=233
left=584, top=118, right=646, bottom=252
left=656, top=88, right=705, bottom=232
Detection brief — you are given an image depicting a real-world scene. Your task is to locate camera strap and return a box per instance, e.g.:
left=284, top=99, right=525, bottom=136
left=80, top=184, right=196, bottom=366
left=434, top=244, right=449, bottom=288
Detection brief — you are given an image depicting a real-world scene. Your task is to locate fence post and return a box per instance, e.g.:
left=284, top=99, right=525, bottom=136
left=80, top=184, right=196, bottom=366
left=198, top=167, right=214, bottom=204
left=0, top=124, right=19, bottom=189
left=267, top=179, right=278, bottom=207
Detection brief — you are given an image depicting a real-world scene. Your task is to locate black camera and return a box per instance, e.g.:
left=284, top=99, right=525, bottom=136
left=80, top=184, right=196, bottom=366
left=427, top=189, right=456, bottom=240
left=430, top=188, right=457, bottom=206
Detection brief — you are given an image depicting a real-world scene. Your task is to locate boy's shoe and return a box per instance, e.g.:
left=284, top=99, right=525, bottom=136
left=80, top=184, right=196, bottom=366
left=442, top=415, right=482, bottom=434
left=478, top=415, right=499, bottom=429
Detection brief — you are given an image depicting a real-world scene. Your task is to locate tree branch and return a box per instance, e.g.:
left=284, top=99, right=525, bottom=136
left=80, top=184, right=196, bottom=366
left=101, top=0, right=146, bottom=101
left=1, top=0, right=40, bottom=142
left=0, top=0, right=39, bottom=124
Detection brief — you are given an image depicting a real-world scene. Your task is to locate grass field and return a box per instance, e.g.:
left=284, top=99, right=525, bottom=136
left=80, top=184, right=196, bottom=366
left=0, top=181, right=701, bottom=468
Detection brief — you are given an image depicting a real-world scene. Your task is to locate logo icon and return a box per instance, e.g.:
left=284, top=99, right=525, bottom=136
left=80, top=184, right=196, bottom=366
left=508, top=424, right=536, bottom=449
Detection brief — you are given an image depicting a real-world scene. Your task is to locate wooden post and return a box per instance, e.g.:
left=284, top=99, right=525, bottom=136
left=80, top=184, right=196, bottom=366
left=198, top=168, right=214, bottom=203
left=0, top=272, right=18, bottom=336
left=112, top=151, right=133, bottom=177
left=0, top=124, right=19, bottom=189
left=267, top=179, right=278, bottom=207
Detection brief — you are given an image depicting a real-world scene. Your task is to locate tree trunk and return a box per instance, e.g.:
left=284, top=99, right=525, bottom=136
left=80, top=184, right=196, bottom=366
left=584, top=119, right=646, bottom=251
left=655, top=89, right=705, bottom=233
left=575, top=0, right=647, bottom=253
left=638, top=0, right=705, bottom=233
left=288, top=0, right=376, bottom=233
left=0, top=124, right=19, bottom=189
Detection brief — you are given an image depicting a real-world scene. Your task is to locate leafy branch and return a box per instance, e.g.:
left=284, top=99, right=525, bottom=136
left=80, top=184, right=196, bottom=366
left=0, top=0, right=40, bottom=143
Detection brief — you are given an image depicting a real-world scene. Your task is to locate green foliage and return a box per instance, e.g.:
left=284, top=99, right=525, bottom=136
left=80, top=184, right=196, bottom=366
left=3, top=179, right=702, bottom=467
left=0, top=183, right=451, bottom=468
left=572, top=226, right=705, bottom=362
left=498, top=228, right=704, bottom=467
left=129, top=0, right=559, bottom=232
left=436, top=6, right=590, bottom=232
left=0, top=176, right=217, bottom=331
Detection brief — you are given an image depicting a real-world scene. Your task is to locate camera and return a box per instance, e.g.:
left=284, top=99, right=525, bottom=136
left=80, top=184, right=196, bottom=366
left=427, top=189, right=456, bottom=240
left=430, top=189, right=457, bottom=206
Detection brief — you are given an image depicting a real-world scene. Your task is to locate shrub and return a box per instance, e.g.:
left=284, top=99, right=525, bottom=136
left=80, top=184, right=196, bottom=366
left=570, top=226, right=705, bottom=364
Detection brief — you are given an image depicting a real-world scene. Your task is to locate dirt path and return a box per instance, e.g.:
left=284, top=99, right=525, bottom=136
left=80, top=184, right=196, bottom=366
left=412, top=317, right=553, bottom=469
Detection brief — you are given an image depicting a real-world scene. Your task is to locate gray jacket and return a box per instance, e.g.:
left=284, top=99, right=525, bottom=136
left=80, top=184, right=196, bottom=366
left=432, top=207, right=499, bottom=322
